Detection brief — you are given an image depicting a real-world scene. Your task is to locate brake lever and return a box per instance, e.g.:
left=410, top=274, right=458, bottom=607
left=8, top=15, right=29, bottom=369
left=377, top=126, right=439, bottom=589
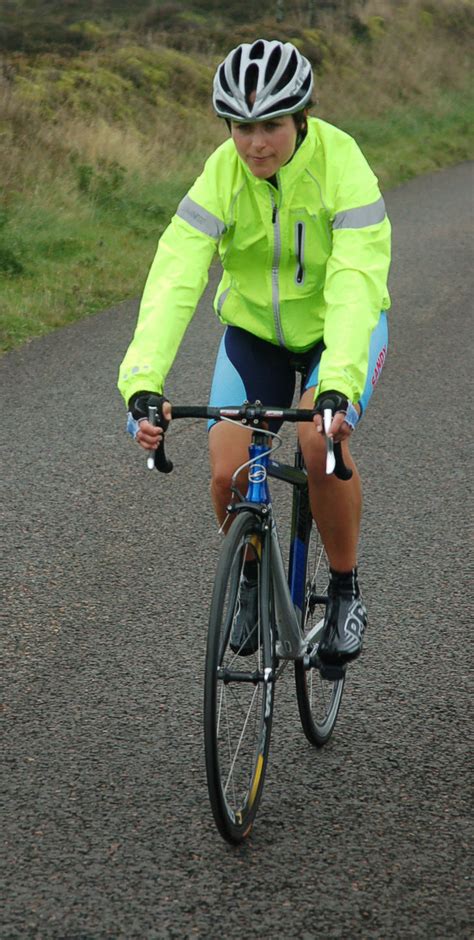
left=147, top=405, right=158, bottom=470
left=324, top=408, right=336, bottom=474
left=322, top=407, right=353, bottom=481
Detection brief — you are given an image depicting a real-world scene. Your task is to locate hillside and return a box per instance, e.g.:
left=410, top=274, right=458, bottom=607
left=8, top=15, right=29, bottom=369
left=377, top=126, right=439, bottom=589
left=0, top=0, right=473, bottom=350
left=0, top=1, right=348, bottom=52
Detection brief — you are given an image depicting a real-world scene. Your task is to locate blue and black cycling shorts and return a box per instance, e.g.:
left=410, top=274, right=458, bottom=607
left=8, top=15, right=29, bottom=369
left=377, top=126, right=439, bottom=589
left=208, top=312, right=388, bottom=431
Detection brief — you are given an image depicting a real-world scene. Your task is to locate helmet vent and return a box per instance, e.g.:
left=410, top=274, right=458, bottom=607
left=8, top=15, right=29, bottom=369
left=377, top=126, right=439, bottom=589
left=219, top=64, right=231, bottom=95
left=244, top=63, right=259, bottom=109
left=249, top=40, right=265, bottom=60
left=273, top=50, right=298, bottom=93
left=231, top=46, right=242, bottom=84
left=264, top=46, right=282, bottom=84
left=264, top=95, right=301, bottom=115
left=215, top=100, right=240, bottom=118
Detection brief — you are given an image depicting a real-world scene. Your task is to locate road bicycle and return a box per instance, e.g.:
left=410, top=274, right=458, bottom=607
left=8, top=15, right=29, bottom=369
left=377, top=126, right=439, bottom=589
left=145, top=380, right=352, bottom=844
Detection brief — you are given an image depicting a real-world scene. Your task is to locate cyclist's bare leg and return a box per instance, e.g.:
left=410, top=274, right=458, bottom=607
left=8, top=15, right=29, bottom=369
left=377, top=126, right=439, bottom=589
left=209, top=422, right=253, bottom=528
left=297, top=387, right=362, bottom=571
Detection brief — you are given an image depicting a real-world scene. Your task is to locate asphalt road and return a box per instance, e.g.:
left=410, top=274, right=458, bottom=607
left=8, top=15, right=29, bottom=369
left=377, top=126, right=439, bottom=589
left=2, top=162, right=473, bottom=939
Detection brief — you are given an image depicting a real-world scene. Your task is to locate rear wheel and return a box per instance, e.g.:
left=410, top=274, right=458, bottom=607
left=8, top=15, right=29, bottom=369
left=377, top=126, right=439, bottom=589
left=204, top=511, right=274, bottom=843
left=295, top=518, right=345, bottom=746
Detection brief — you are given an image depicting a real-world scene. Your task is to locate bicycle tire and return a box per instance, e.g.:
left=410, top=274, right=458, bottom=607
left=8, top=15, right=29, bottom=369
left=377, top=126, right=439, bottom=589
left=204, top=510, right=275, bottom=843
left=294, top=518, right=345, bottom=746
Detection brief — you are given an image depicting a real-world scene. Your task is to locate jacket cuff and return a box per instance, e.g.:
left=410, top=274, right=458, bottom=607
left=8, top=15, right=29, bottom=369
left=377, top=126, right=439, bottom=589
left=315, top=378, right=355, bottom=403
left=119, top=376, right=163, bottom=407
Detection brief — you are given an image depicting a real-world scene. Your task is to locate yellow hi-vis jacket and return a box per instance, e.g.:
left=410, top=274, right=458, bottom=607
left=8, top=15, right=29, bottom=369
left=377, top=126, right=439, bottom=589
left=118, top=117, right=391, bottom=405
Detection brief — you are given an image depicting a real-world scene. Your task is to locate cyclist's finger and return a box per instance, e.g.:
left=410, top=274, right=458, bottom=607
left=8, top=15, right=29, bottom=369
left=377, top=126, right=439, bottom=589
left=137, top=436, right=162, bottom=453
left=137, top=427, right=162, bottom=443
left=138, top=418, right=162, bottom=437
left=332, top=418, right=354, bottom=443
left=329, top=412, right=347, bottom=437
left=137, top=422, right=162, bottom=447
left=313, top=414, right=324, bottom=434
left=313, top=410, right=353, bottom=439
left=162, top=401, right=172, bottom=422
left=332, top=429, right=351, bottom=443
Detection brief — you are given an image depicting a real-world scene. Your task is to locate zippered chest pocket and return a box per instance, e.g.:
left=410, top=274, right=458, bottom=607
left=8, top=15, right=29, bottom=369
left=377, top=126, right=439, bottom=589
left=288, top=208, right=332, bottom=292
left=294, top=221, right=305, bottom=285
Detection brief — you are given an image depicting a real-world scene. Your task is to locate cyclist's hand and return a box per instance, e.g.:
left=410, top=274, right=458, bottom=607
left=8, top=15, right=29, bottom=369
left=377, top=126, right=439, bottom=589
left=315, top=409, right=350, bottom=443
left=136, top=411, right=171, bottom=451
left=127, top=392, right=172, bottom=453
left=313, top=391, right=359, bottom=443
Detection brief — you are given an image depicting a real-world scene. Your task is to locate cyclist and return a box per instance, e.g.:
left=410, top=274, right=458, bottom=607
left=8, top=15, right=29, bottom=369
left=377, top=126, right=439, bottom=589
left=118, top=39, right=391, bottom=665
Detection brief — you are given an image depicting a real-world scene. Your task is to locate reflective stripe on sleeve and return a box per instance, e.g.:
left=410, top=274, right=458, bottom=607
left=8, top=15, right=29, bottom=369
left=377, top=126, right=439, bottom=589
left=332, top=196, right=386, bottom=230
left=176, top=195, right=226, bottom=239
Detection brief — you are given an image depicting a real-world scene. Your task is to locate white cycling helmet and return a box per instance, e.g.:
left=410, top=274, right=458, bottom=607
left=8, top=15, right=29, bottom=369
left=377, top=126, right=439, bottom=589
left=213, top=39, right=313, bottom=122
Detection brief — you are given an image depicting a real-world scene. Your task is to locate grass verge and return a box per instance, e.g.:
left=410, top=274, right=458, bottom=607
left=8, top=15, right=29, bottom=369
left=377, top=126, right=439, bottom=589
left=2, top=87, right=472, bottom=354
left=0, top=171, right=192, bottom=352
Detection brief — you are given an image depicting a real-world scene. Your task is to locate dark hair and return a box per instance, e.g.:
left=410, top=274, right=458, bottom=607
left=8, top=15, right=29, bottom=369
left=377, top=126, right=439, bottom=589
left=292, top=108, right=308, bottom=133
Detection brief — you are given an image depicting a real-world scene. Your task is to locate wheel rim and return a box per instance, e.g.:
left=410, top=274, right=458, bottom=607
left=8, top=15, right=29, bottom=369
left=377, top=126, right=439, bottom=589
left=211, top=531, right=272, bottom=827
left=301, top=527, right=344, bottom=734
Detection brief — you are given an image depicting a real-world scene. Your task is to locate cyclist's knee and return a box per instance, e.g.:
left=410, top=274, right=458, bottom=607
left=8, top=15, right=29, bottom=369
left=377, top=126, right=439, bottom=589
left=209, top=423, right=250, bottom=496
left=211, top=463, right=234, bottom=498
left=299, top=428, right=327, bottom=481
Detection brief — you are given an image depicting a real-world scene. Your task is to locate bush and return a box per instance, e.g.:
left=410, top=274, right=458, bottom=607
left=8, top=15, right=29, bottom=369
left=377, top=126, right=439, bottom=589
left=0, top=245, right=24, bottom=275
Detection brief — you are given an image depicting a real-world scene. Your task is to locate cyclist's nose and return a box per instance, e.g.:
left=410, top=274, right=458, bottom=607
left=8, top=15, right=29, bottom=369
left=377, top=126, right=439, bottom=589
left=250, top=129, right=266, bottom=151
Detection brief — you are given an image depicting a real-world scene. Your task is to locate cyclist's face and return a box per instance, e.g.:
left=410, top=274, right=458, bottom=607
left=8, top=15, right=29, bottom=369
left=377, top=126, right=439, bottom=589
left=231, top=115, right=297, bottom=178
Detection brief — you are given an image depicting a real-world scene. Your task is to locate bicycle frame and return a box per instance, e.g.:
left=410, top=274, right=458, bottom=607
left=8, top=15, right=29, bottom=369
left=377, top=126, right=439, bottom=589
left=145, top=393, right=347, bottom=843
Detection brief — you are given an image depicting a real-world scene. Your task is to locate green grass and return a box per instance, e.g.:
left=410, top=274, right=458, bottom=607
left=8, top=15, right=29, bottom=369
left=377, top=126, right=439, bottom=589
left=1, top=84, right=472, bottom=354
left=339, top=87, right=474, bottom=189
left=0, top=171, right=191, bottom=351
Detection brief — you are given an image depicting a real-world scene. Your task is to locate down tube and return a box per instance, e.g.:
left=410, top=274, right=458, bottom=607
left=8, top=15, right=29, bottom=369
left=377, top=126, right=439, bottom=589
left=288, top=479, right=312, bottom=619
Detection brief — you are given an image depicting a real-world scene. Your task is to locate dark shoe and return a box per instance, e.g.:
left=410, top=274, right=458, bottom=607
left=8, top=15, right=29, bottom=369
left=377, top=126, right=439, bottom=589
left=230, top=578, right=259, bottom=656
left=318, top=586, right=367, bottom=665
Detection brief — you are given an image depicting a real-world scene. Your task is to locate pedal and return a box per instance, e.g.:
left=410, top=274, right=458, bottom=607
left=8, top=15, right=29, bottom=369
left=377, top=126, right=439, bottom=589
left=318, top=661, right=346, bottom=682
left=307, top=650, right=346, bottom=681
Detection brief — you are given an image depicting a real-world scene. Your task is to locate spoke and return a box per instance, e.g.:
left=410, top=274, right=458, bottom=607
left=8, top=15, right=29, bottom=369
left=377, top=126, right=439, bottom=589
left=223, top=684, right=260, bottom=798
left=216, top=678, right=225, bottom=736
left=223, top=682, right=237, bottom=808
left=226, top=682, right=258, bottom=723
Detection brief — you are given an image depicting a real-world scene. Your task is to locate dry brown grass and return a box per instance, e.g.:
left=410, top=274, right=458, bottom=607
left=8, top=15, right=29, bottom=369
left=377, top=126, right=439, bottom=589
left=1, top=0, right=472, bottom=190
left=315, top=0, right=473, bottom=121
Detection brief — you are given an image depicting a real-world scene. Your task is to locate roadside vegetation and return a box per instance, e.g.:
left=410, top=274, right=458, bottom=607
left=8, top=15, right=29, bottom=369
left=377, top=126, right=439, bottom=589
left=0, top=0, right=472, bottom=351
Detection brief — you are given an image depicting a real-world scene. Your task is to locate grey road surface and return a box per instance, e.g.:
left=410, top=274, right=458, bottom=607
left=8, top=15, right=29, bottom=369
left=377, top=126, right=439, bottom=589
left=2, top=163, right=473, bottom=939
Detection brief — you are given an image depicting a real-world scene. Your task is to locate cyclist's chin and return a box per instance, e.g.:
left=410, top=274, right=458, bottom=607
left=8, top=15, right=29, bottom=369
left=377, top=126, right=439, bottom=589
left=247, top=157, right=277, bottom=178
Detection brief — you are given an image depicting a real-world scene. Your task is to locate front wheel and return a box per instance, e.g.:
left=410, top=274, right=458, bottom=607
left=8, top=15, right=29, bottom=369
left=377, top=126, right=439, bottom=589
left=295, top=519, right=345, bottom=746
left=204, top=511, right=275, bottom=843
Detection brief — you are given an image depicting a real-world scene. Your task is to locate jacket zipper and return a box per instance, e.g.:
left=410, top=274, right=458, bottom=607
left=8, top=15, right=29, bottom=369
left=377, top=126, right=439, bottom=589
left=270, top=191, right=285, bottom=347
left=295, top=221, right=305, bottom=285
